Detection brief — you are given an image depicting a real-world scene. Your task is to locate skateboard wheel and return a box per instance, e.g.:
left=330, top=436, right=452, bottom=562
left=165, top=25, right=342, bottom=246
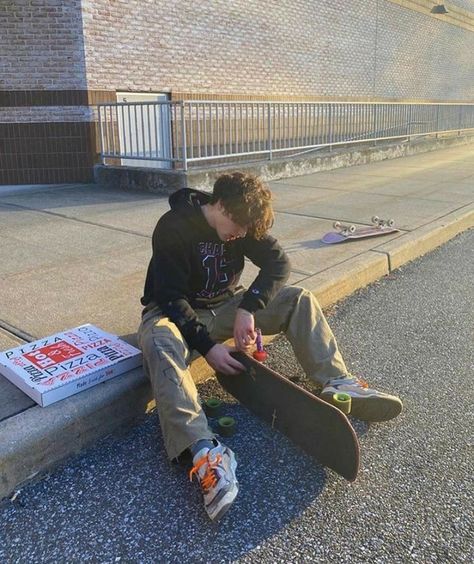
left=253, top=350, right=268, bottom=362
left=204, top=398, right=223, bottom=418
left=332, top=392, right=351, bottom=415
left=217, top=416, right=236, bottom=437
left=387, top=219, right=395, bottom=227
left=333, top=221, right=342, bottom=230
left=372, top=215, right=379, bottom=224
left=349, top=225, right=356, bottom=233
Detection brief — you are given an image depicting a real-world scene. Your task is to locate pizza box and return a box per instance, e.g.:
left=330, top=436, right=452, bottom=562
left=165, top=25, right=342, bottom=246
left=0, top=324, right=142, bottom=407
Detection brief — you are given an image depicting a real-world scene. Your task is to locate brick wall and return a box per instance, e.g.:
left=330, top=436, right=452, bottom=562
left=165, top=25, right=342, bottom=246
left=0, top=0, right=87, bottom=90
left=1, top=0, right=473, bottom=185
left=81, top=0, right=474, bottom=101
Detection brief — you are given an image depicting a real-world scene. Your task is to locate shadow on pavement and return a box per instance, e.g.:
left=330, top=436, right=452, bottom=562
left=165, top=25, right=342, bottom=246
left=2, top=410, right=328, bottom=562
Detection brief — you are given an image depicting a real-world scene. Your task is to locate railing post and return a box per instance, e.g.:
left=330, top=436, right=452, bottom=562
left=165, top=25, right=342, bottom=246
left=98, top=105, right=105, bottom=165
left=267, top=103, right=273, bottom=160
left=373, top=104, right=378, bottom=146
left=458, top=105, right=462, bottom=136
left=328, top=104, right=333, bottom=151
left=180, top=101, right=188, bottom=172
left=436, top=105, right=440, bottom=139
left=407, top=104, right=412, bottom=141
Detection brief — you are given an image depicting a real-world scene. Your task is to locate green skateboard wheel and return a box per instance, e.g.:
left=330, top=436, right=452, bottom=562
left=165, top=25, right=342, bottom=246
left=217, top=416, right=236, bottom=437
left=333, top=392, right=351, bottom=414
left=204, top=398, right=223, bottom=418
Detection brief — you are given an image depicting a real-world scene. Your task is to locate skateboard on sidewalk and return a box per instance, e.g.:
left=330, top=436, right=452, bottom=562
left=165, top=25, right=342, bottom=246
left=322, top=216, right=399, bottom=244
left=216, top=352, right=360, bottom=481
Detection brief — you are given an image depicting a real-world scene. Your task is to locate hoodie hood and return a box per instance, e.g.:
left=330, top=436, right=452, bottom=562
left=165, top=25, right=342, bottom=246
left=168, top=188, right=211, bottom=214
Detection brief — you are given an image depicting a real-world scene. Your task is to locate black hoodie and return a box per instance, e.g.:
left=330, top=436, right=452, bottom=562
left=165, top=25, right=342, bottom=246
left=141, top=188, right=290, bottom=356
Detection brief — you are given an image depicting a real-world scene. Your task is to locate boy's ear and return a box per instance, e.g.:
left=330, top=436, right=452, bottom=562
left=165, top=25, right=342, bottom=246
left=216, top=200, right=227, bottom=215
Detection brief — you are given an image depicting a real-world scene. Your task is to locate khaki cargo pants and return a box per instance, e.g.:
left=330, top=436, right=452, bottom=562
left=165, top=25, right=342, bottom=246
left=137, top=286, right=347, bottom=460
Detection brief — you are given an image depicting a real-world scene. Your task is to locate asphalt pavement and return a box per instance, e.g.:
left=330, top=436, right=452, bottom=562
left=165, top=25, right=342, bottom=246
left=1, top=229, right=472, bottom=563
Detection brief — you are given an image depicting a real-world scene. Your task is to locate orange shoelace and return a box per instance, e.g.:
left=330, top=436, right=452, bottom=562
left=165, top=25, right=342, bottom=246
left=346, top=373, right=369, bottom=389
left=189, top=453, right=222, bottom=492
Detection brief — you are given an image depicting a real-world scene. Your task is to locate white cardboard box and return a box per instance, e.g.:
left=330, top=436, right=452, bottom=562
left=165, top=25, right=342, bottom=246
left=0, top=324, right=142, bottom=407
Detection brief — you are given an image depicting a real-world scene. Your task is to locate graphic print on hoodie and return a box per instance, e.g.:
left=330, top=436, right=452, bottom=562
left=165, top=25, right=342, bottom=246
left=197, top=240, right=239, bottom=300
left=141, top=188, right=290, bottom=355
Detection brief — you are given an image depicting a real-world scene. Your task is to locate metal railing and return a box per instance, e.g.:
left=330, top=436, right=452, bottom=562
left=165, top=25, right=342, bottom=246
left=97, top=101, right=474, bottom=171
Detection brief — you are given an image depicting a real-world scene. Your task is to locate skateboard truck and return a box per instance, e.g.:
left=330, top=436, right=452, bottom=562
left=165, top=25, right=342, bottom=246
left=371, top=215, right=395, bottom=228
left=333, top=221, right=356, bottom=235
left=253, top=328, right=268, bottom=362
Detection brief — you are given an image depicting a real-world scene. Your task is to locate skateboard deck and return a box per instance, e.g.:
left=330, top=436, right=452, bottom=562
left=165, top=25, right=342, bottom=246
left=216, top=352, right=360, bottom=481
left=322, top=217, right=399, bottom=244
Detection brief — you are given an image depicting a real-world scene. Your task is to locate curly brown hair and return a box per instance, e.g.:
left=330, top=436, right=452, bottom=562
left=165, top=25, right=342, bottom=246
left=210, top=172, right=274, bottom=239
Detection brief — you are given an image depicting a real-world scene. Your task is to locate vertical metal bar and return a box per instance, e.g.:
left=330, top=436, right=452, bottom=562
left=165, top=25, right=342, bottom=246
left=258, top=103, right=262, bottom=152
left=315, top=103, right=319, bottom=145
left=268, top=102, right=272, bottom=160
left=127, top=105, right=133, bottom=155
left=251, top=104, right=255, bottom=153
left=234, top=103, right=240, bottom=153
left=98, top=106, right=105, bottom=164
left=373, top=104, right=378, bottom=146
left=295, top=103, right=299, bottom=148
left=277, top=103, right=280, bottom=149
left=157, top=102, right=164, bottom=162
left=153, top=103, right=160, bottom=162
left=103, top=106, right=109, bottom=156
left=210, top=103, right=214, bottom=157
left=307, top=103, right=310, bottom=146
left=120, top=105, right=126, bottom=156
left=222, top=103, right=227, bottom=156
left=112, top=104, right=120, bottom=154
left=228, top=102, right=231, bottom=155
left=308, top=103, right=312, bottom=146
left=234, top=103, right=238, bottom=155
left=196, top=103, right=201, bottom=158
left=146, top=104, right=152, bottom=159
left=140, top=104, right=146, bottom=157
left=328, top=104, right=333, bottom=149
left=187, top=102, right=192, bottom=160
left=407, top=104, right=412, bottom=139
left=246, top=103, right=250, bottom=154
left=203, top=103, right=208, bottom=158
left=240, top=103, right=243, bottom=155
left=133, top=105, right=138, bottom=155
left=216, top=104, right=220, bottom=157
left=103, top=105, right=110, bottom=157
left=180, top=101, right=187, bottom=171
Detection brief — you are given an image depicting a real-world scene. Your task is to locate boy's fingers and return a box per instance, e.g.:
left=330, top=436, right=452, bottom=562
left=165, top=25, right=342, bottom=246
left=228, top=356, right=245, bottom=372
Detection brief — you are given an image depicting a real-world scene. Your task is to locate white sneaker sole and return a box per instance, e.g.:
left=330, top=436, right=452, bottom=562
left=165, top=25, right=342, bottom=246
left=321, top=388, right=403, bottom=422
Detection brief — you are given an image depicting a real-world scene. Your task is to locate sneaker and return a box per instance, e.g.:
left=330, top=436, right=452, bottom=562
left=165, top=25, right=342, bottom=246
left=189, top=441, right=238, bottom=521
left=321, top=376, right=403, bottom=422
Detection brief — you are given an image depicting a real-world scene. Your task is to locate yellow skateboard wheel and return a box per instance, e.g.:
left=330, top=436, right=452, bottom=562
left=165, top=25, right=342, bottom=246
left=217, top=416, right=236, bottom=437
left=204, top=398, right=223, bottom=418
left=332, top=392, right=351, bottom=414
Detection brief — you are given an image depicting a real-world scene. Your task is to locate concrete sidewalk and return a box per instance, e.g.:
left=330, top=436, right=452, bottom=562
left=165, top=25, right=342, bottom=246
left=1, top=143, right=473, bottom=500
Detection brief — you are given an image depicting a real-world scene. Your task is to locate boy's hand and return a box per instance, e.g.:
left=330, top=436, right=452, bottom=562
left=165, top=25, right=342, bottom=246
left=234, top=308, right=257, bottom=352
left=205, top=343, right=245, bottom=375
